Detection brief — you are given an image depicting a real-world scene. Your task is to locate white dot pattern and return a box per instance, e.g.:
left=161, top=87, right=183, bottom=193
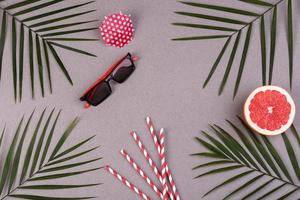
left=99, top=12, right=134, bottom=48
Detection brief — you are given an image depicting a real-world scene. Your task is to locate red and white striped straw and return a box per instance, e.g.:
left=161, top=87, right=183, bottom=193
left=130, top=131, right=174, bottom=200
left=105, top=165, right=151, bottom=200
left=120, top=149, right=164, bottom=200
left=146, top=117, right=181, bottom=200
left=159, top=129, right=168, bottom=200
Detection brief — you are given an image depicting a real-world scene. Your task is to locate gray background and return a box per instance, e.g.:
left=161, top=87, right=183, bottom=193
left=0, top=0, right=300, bottom=199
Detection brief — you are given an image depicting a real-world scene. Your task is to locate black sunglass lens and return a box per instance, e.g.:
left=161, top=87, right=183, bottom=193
left=88, top=82, right=112, bottom=106
left=113, top=66, right=135, bottom=83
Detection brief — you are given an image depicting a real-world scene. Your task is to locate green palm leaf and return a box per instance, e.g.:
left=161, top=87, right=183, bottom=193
left=18, top=24, right=24, bottom=101
left=35, top=35, right=45, bottom=97
left=28, top=30, right=34, bottom=98
left=36, top=20, right=98, bottom=33
left=49, top=117, right=80, bottom=160
left=45, top=146, right=100, bottom=167
left=202, top=130, right=240, bottom=163
left=52, top=135, right=96, bottom=160
left=203, top=170, right=255, bottom=197
left=287, top=0, right=293, bottom=88
left=261, top=135, right=293, bottom=183
left=6, top=0, right=42, bottom=11
left=172, top=35, right=229, bottom=41
left=19, top=183, right=100, bottom=190
left=233, top=24, right=252, bottom=98
left=173, top=0, right=295, bottom=98
left=22, top=1, right=94, bottom=22
left=223, top=174, right=264, bottom=200
left=260, top=15, right=266, bottom=85
left=195, top=165, right=243, bottom=179
left=8, top=111, right=34, bottom=191
left=277, top=188, right=298, bottom=200
left=290, top=124, right=300, bottom=147
left=39, top=110, right=61, bottom=169
left=5, top=0, right=42, bottom=10
left=268, top=5, right=277, bottom=85
left=282, top=134, right=300, bottom=181
left=42, top=40, right=52, bottom=93
left=29, top=109, right=55, bottom=176
left=191, top=152, right=228, bottom=159
left=239, top=0, right=273, bottom=7
left=241, top=178, right=275, bottom=200
left=49, top=42, right=96, bottom=57
left=178, top=1, right=259, bottom=16
left=257, top=183, right=287, bottom=199
left=192, top=160, right=235, bottom=170
left=0, top=0, right=98, bottom=101
left=218, top=32, right=240, bottom=95
left=47, top=44, right=73, bottom=85
left=227, top=120, right=267, bottom=172
left=9, top=195, right=96, bottom=200
left=193, top=117, right=300, bottom=199
left=0, top=115, right=24, bottom=194
left=203, top=37, right=231, bottom=88
left=11, top=18, right=17, bottom=102
left=172, top=23, right=238, bottom=32
left=174, top=11, right=247, bottom=25
left=0, top=108, right=102, bottom=199
left=238, top=117, right=282, bottom=178
left=46, top=38, right=99, bottom=41
left=211, top=125, right=253, bottom=168
left=0, top=126, right=4, bottom=149
left=13, top=0, right=64, bottom=16
left=38, top=158, right=101, bottom=173
left=0, top=11, right=6, bottom=80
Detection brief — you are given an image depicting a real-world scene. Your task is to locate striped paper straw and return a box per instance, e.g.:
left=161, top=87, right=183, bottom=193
left=130, top=131, right=174, bottom=200
left=105, top=165, right=151, bottom=200
left=146, top=117, right=181, bottom=200
left=120, top=149, right=164, bottom=200
left=159, top=129, right=168, bottom=200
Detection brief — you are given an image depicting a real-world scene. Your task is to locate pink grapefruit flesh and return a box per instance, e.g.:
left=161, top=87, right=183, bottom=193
left=244, top=86, right=295, bottom=136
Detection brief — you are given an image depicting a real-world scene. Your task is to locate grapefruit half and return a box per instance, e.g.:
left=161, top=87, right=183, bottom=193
left=244, top=86, right=295, bottom=136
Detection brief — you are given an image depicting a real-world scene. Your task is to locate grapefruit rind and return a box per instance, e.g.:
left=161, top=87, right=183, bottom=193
left=244, top=86, right=295, bottom=136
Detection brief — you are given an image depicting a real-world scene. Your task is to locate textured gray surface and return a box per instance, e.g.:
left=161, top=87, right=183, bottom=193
left=0, top=0, right=300, bottom=199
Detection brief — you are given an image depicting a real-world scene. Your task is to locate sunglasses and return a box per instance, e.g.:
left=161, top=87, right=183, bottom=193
left=80, top=53, right=137, bottom=108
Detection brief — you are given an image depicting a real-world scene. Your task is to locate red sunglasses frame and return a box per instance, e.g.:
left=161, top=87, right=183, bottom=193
left=81, top=53, right=139, bottom=108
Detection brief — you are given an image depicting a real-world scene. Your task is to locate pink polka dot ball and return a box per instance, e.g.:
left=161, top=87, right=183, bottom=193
left=99, top=12, right=134, bottom=48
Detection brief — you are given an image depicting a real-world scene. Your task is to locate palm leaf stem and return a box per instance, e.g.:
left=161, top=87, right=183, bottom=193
left=229, top=0, right=285, bottom=38
left=233, top=160, right=300, bottom=189
left=0, top=3, right=96, bottom=99
left=0, top=6, right=41, bottom=38
left=0, top=5, right=95, bottom=45
left=2, top=143, right=99, bottom=200
left=211, top=153, right=300, bottom=190
left=1, top=147, right=99, bottom=200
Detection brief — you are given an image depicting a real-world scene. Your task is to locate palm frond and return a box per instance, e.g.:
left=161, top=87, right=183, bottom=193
left=239, top=0, right=273, bottom=7
left=290, top=124, right=300, bottom=147
left=0, top=108, right=102, bottom=199
left=173, top=0, right=295, bottom=98
left=260, top=15, right=266, bottom=85
left=268, top=5, right=277, bottom=85
left=193, top=118, right=300, bottom=199
left=287, top=0, right=293, bottom=88
left=0, top=126, right=4, bottom=149
left=0, top=0, right=98, bottom=102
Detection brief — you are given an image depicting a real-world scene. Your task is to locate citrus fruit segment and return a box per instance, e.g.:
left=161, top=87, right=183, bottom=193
left=244, top=86, right=295, bottom=136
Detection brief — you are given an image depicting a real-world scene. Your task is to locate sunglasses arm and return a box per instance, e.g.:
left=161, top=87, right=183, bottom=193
left=84, top=102, right=91, bottom=109
left=132, top=55, right=139, bottom=62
